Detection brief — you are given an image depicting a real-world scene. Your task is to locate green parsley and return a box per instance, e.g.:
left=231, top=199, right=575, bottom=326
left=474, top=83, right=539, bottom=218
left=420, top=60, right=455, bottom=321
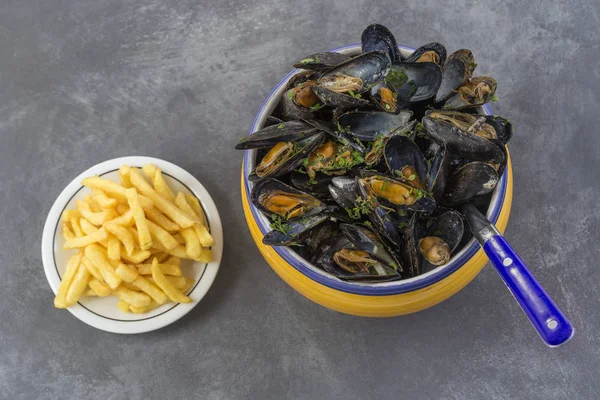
left=389, top=261, right=399, bottom=270
left=397, top=222, right=408, bottom=230
left=299, top=58, right=315, bottom=64
left=364, top=221, right=373, bottom=228
left=385, top=65, right=408, bottom=88
left=348, top=90, right=362, bottom=99
left=310, top=102, right=322, bottom=110
left=491, top=95, right=499, bottom=102
left=287, top=90, right=295, bottom=101
left=288, top=242, right=304, bottom=247
left=408, top=174, right=416, bottom=181
left=277, top=123, right=285, bottom=129
left=270, top=214, right=292, bottom=235
left=345, top=207, right=362, bottom=220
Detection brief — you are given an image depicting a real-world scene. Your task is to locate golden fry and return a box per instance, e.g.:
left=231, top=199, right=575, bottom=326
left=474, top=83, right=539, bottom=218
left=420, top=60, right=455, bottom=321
left=126, top=188, right=152, bottom=250
left=115, top=264, right=139, bottom=283
left=103, top=210, right=134, bottom=228
left=130, top=301, right=160, bottom=314
left=136, top=263, right=182, bottom=276
left=165, top=256, right=181, bottom=266
left=70, top=216, right=84, bottom=238
left=79, top=218, right=98, bottom=235
left=153, top=168, right=175, bottom=201
left=184, top=193, right=205, bottom=223
left=132, top=276, right=168, bottom=304
left=147, top=276, right=193, bottom=291
left=65, top=262, right=91, bottom=306
left=130, top=168, right=198, bottom=228
left=119, top=165, right=133, bottom=188
left=85, top=244, right=122, bottom=289
left=81, top=176, right=154, bottom=210
left=88, top=279, right=111, bottom=297
left=145, top=207, right=180, bottom=233
left=118, top=299, right=131, bottom=312
left=81, top=257, right=104, bottom=281
left=107, top=234, right=121, bottom=261
left=154, top=251, right=170, bottom=263
left=193, top=224, right=215, bottom=247
left=63, top=228, right=108, bottom=250
left=181, top=228, right=202, bottom=258
left=116, top=203, right=129, bottom=214
left=105, top=224, right=135, bottom=255
left=175, top=193, right=214, bottom=246
left=84, top=194, right=102, bottom=212
left=146, top=220, right=178, bottom=250
left=151, top=258, right=191, bottom=303
left=194, top=247, right=213, bottom=263
left=62, top=209, right=81, bottom=221
left=126, top=226, right=140, bottom=247
left=114, top=286, right=152, bottom=307
left=120, top=249, right=151, bottom=264
left=142, top=163, right=157, bottom=184
left=54, top=252, right=83, bottom=308
left=92, top=188, right=117, bottom=209
left=62, top=222, right=75, bottom=241
left=76, top=200, right=106, bottom=226
left=173, top=233, right=185, bottom=245
left=85, top=289, right=97, bottom=296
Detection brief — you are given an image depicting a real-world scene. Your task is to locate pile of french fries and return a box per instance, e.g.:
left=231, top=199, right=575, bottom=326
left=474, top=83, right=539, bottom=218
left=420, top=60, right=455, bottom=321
left=54, top=164, right=214, bottom=314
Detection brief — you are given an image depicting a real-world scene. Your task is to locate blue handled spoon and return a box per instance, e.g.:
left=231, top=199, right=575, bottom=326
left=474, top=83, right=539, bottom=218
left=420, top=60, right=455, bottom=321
left=460, top=203, right=574, bottom=347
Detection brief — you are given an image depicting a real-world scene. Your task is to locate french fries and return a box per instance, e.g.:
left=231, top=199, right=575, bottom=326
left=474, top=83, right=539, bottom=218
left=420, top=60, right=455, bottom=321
left=54, top=163, right=212, bottom=313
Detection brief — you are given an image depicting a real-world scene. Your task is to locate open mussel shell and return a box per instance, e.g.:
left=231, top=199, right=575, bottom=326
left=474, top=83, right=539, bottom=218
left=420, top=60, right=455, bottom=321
left=434, top=49, right=475, bottom=103
left=420, top=210, right=464, bottom=272
left=422, top=116, right=505, bottom=163
left=300, top=222, right=340, bottom=264
left=290, top=170, right=333, bottom=199
left=386, top=62, right=442, bottom=103
left=427, top=145, right=451, bottom=201
left=400, top=213, right=421, bottom=277
left=264, top=116, right=284, bottom=127
left=405, top=42, right=447, bottom=66
left=358, top=174, right=436, bottom=213
left=281, top=88, right=319, bottom=120
left=312, top=85, right=370, bottom=109
left=328, top=176, right=358, bottom=209
left=443, top=76, right=497, bottom=110
left=263, top=213, right=329, bottom=246
left=361, top=23, right=402, bottom=63
left=318, top=51, right=391, bottom=94
left=340, top=223, right=401, bottom=270
left=293, top=52, right=352, bottom=71
left=336, top=110, right=413, bottom=141
left=427, top=110, right=496, bottom=140
left=251, top=178, right=326, bottom=220
left=236, top=120, right=319, bottom=150
left=316, top=236, right=400, bottom=281
left=484, top=115, right=513, bottom=145
left=250, top=133, right=325, bottom=181
left=489, top=139, right=508, bottom=177
left=364, top=120, right=417, bottom=168
left=384, top=135, right=428, bottom=189
left=442, top=162, right=499, bottom=205
left=303, top=118, right=365, bottom=153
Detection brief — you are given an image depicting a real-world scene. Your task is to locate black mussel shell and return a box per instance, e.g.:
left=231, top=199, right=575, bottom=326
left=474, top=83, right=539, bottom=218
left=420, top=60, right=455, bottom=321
left=290, top=170, right=333, bottom=199
left=442, top=162, right=499, bottom=205
left=250, top=133, right=325, bottom=181
left=361, top=24, right=402, bottom=63
left=251, top=178, right=326, bottom=220
left=484, top=115, right=513, bottom=145
left=420, top=210, right=464, bottom=273
left=293, top=52, right=352, bottom=71
left=427, top=145, right=451, bottom=201
left=384, top=135, right=428, bottom=187
left=386, top=62, right=442, bottom=103
left=358, top=174, right=436, bottom=213
left=443, top=76, right=497, bottom=110
left=303, top=118, right=365, bottom=153
left=236, top=120, right=319, bottom=150
left=263, top=213, right=329, bottom=246
left=434, top=49, right=475, bottom=103
left=340, top=223, right=401, bottom=270
left=426, top=110, right=496, bottom=140
left=318, top=51, right=391, bottom=94
left=336, top=110, right=413, bottom=141
left=328, top=176, right=359, bottom=209
left=400, top=213, right=421, bottom=277
left=489, top=139, right=508, bottom=178
left=301, top=221, right=340, bottom=264
left=422, top=116, right=505, bottom=163
left=285, top=70, right=318, bottom=91
left=280, top=88, right=318, bottom=120
left=312, top=85, right=370, bottom=109
left=405, top=42, right=447, bottom=66
left=264, top=116, right=284, bottom=127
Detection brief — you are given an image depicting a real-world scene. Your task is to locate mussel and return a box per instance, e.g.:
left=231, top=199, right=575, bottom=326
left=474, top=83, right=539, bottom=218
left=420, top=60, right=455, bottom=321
left=236, top=120, right=319, bottom=150
left=337, top=110, right=413, bottom=141
left=419, top=210, right=464, bottom=271
left=293, top=52, right=352, bottom=71
left=442, top=162, right=499, bottom=205
left=251, top=178, right=326, bottom=220
left=405, top=42, right=447, bottom=66
left=361, top=24, right=402, bottom=63
left=427, top=110, right=496, bottom=140
left=435, top=49, right=475, bottom=103
left=443, top=76, right=497, bottom=110
left=317, top=51, right=391, bottom=94
left=358, top=174, right=436, bottom=213
left=263, top=213, right=329, bottom=246
left=484, top=115, right=513, bottom=145
left=385, top=62, right=442, bottom=104
left=384, top=134, right=428, bottom=189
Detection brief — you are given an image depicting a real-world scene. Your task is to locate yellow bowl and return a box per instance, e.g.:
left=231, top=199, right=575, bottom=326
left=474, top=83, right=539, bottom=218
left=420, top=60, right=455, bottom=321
left=241, top=44, right=513, bottom=317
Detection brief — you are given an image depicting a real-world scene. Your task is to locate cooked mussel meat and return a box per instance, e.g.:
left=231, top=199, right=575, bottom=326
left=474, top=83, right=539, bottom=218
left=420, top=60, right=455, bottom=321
left=443, top=76, right=497, bottom=110
left=405, top=42, right=447, bottom=66
left=251, top=178, right=326, bottom=220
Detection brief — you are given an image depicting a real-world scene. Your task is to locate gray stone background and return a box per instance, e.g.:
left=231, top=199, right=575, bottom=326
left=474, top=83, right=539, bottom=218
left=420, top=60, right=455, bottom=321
left=1, top=0, right=599, bottom=399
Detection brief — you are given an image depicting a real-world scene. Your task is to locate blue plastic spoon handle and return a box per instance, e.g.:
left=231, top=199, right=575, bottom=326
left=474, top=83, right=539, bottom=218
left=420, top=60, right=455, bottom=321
left=461, top=203, right=574, bottom=347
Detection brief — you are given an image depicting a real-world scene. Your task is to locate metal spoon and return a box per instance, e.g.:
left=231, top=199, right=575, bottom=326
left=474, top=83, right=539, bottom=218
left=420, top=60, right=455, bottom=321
left=460, top=203, right=575, bottom=347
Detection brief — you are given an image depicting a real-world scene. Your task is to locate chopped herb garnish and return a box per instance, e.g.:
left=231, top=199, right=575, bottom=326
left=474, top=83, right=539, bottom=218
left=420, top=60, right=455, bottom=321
left=389, top=261, right=399, bottom=270
left=385, top=103, right=391, bottom=110
left=270, top=214, right=292, bottom=235
left=345, top=207, right=361, bottom=220
left=299, top=58, right=315, bottom=64
left=288, top=242, right=304, bottom=247
left=287, top=90, right=295, bottom=101
left=310, top=103, right=322, bottom=110
left=309, top=177, right=318, bottom=185
left=277, top=123, right=285, bottom=129
left=408, top=174, right=416, bottom=181
left=364, top=221, right=373, bottom=227
left=385, top=65, right=408, bottom=88
left=397, top=222, right=408, bottom=229
left=348, top=90, right=362, bottom=99
left=491, top=95, right=499, bottom=102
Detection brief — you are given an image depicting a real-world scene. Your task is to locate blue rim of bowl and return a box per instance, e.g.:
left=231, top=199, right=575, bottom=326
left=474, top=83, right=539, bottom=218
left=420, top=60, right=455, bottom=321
left=242, top=44, right=507, bottom=296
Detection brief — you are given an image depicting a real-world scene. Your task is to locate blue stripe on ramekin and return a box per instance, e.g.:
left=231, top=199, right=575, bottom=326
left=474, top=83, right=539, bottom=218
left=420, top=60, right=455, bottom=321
left=243, top=44, right=507, bottom=296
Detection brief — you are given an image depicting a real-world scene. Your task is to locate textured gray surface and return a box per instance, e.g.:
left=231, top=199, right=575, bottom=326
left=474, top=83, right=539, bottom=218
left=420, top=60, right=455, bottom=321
left=1, top=0, right=599, bottom=399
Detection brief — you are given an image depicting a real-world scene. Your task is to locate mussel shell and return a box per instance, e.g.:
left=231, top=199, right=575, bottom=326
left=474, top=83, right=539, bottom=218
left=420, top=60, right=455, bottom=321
left=358, top=174, right=436, bottom=213
left=489, top=139, right=508, bottom=177
left=280, top=88, right=318, bottom=120
left=328, top=177, right=358, bottom=209
left=316, top=236, right=399, bottom=281
left=400, top=213, right=421, bottom=277
left=290, top=170, right=333, bottom=199
left=427, top=145, right=451, bottom=201
left=405, top=42, right=447, bottom=66
left=251, top=178, right=326, bottom=219
left=249, top=133, right=325, bottom=181
left=301, top=221, right=340, bottom=264
left=318, top=51, right=391, bottom=94
left=236, top=120, right=319, bottom=150
left=434, top=49, right=475, bottom=103
left=336, top=110, right=413, bottom=141
left=361, top=24, right=402, bottom=63
left=426, top=110, right=496, bottom=140
left=420, top=210, right=464, bottom=273
left=264, top=116, right=284, bottom=127
left=263, top=213, right=329, bottom=246
left=285, top=70, right=318, bottom=91
left=293, top=52, right=352, bottom=71
left=303, top=118, right=365, bottom=153
left=443, top=76, right=497, bottom=110
left=422, top=116, right=505, bottom=163
left=386, top=62, right=442, bottom=103
left=442, top=162, right=499, bottom=205
left=484, top=115, right=513, bottom=145
left=312, top=85, right=370, bottom=109
left=340, top=223, right=400, bottom=269
left=384, top=135, right=428, bottom=184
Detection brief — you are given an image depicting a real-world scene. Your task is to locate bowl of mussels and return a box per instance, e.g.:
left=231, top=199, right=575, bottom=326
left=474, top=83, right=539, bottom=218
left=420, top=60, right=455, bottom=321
left=237, top=24, right=514, bottom=317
